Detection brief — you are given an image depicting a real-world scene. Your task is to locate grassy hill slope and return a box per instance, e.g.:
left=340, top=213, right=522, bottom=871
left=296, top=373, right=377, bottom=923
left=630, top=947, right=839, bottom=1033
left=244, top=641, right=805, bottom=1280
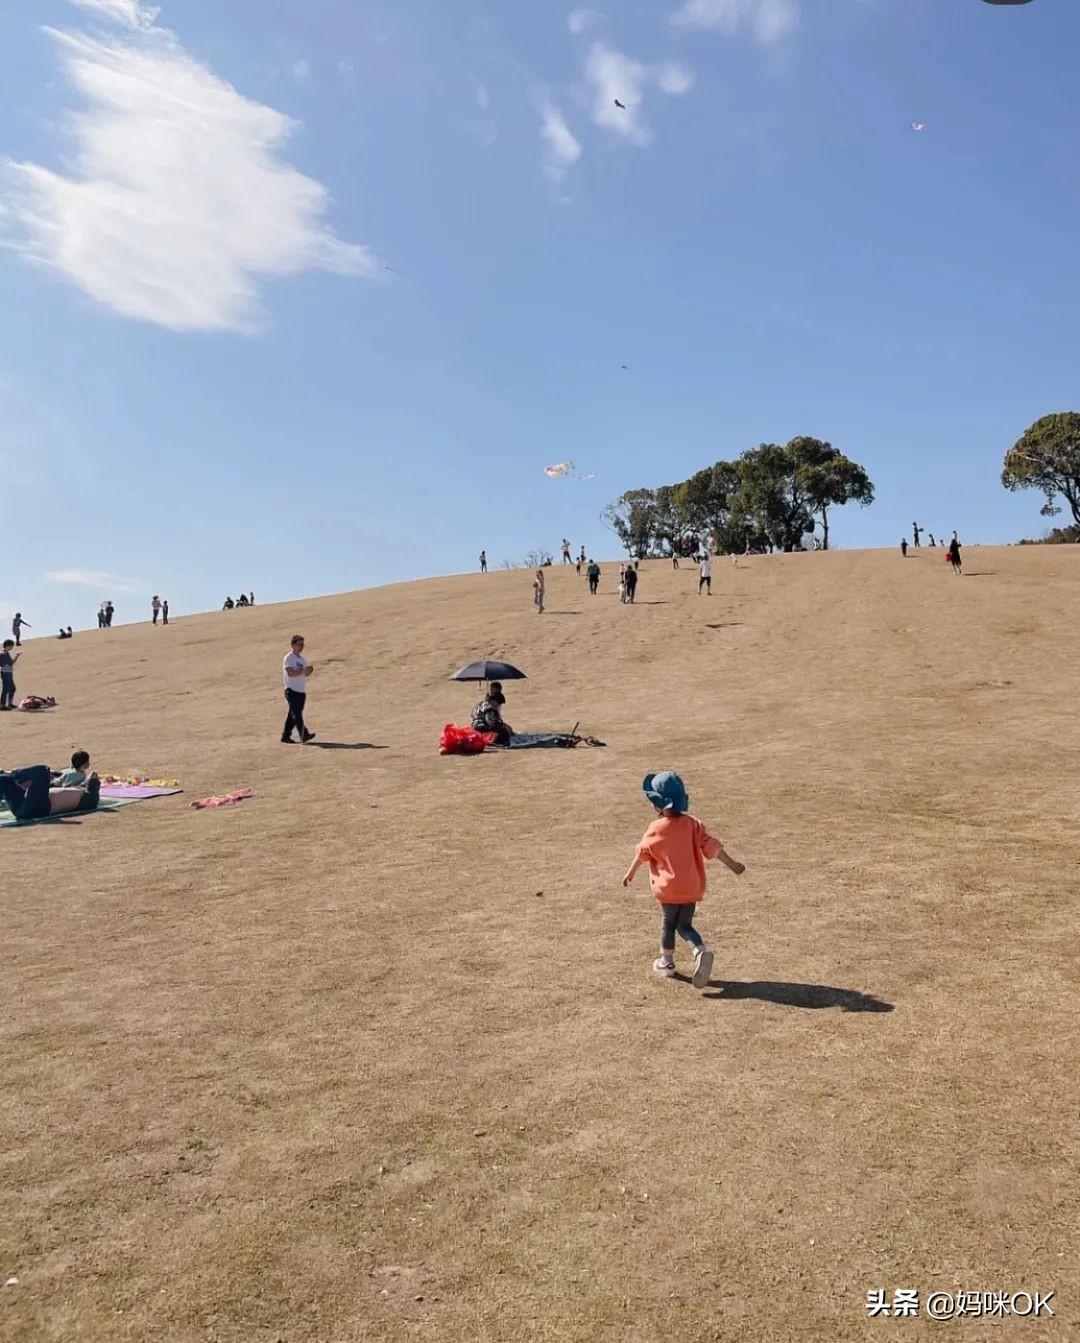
left=4, top=546, right=1079, bottom=1341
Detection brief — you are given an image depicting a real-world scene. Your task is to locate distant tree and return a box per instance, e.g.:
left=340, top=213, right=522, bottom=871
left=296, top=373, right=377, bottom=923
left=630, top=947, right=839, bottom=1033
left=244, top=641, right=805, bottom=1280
left=731, top=443, right=814, bottom=552
left=601, top=489, right=658, bottom=557
left=1003, top=412, right=1080, bottom=528
left=674, top=462, right=741, bottom=550
left=788, top=436, right=875, bottom=550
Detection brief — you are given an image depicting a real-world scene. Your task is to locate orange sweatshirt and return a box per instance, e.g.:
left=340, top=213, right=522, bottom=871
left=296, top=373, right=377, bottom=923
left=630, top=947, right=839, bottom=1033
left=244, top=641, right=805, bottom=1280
left=636, top=812, right=722, bottom=904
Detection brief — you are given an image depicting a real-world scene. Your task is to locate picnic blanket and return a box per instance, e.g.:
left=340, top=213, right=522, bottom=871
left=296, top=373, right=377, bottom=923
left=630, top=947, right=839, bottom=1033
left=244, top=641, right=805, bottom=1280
left=502, top=733, right=606, bottom=749
left=0, top=798, right=136, bottom=828
left=99, top=784, right=183, bottom=800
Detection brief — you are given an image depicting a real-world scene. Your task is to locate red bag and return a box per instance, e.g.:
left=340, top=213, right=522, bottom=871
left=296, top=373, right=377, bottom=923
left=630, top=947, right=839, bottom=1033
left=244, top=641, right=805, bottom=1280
left=439, top=723, right=496, bottom=755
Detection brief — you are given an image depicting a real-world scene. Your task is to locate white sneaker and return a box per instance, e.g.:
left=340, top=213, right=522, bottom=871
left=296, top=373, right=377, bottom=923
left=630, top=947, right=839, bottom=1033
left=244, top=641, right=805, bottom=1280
left=652, top=957, right=675, bottom=977
left=692, top=946, right=714, bottom=989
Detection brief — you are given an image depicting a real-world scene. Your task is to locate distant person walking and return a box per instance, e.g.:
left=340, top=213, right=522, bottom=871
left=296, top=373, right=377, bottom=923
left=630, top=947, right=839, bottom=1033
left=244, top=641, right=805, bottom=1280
left=152, top=595, right=161, bottom=626
left=672, top=550, right=680, bottom=570
left=624, top=564, right=638, bottom=604
left=249, top=592, right=255, bottom=606
left=901, top=539, right=908, bottom=558
left=12, top=613, right=29, bottom=647
left=533, top=568, right=545, bottom=614
left=104, top=602, right=114, bottom=627
left=281, top=635, right=315, bottom=744
left=912, top=523, right=921, bottom=548
left=587, top=560, right=600, bottom=595
left=928, top=533, right=936, bottom=548
left=0, top=639, right=19, bottom=710
left=162, top=599, right=169, bottom=626
left=97, top=604, right=106, bottom=629
left=698, top=554, right=712, bottom=595
left=948, top=532, right=962, bottom=575
left=618, top=563, right=628, bottom=604
left=561, top=538, right=572, bottom=565
left=480, top=550, right=487, bottom=574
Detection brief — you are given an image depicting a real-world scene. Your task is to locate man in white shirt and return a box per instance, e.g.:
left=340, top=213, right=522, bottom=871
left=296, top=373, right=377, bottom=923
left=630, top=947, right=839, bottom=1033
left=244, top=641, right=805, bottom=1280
left=281, top=634, right=315, bottom=744
left=698, top=553, right=712, bottom=595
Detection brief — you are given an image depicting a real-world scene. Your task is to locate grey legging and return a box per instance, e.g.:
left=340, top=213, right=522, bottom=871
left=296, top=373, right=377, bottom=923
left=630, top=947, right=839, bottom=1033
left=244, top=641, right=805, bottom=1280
left=660, top=902, right=704, bottom=953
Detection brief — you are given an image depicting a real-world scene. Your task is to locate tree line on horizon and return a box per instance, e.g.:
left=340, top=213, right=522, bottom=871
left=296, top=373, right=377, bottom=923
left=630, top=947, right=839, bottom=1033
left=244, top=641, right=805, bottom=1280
left=602, top=437, right=875, bottom=557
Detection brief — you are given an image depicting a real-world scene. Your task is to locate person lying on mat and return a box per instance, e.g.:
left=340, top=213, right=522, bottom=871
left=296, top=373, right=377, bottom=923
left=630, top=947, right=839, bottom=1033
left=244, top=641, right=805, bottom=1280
left=0, top=759, right=101, bottom=821
left=471, top=682, right=514, bottom=746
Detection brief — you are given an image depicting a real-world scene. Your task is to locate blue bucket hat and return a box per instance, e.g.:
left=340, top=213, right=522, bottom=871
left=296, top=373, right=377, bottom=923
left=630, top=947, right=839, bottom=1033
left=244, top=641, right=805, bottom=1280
left=642, top=771, right=689, bottom=814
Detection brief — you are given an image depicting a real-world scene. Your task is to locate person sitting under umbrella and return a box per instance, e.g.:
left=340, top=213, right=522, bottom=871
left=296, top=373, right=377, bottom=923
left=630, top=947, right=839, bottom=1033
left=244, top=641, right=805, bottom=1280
left=471, top=681, right=514, bottom=746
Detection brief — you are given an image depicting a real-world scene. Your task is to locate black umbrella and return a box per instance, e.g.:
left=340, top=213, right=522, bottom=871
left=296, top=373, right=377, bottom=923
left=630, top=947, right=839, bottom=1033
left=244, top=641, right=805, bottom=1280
left=451, top=659, right=527, bottom=683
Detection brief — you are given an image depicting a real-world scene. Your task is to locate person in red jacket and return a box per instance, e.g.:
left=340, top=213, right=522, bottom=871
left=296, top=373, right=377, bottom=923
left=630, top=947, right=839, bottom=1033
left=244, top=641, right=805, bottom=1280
left=623, top=771, right=744, bottom=987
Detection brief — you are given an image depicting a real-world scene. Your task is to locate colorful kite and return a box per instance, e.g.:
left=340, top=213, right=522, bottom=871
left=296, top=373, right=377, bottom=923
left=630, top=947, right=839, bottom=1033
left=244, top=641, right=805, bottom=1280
left=910, top=122, right=925, bottom=132
left=544, top=461, right=595, bottom=480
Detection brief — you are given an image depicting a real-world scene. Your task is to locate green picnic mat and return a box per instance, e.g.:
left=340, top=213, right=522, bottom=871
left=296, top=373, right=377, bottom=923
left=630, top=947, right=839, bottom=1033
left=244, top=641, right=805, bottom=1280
left=0, top=798, right=137, bottom=829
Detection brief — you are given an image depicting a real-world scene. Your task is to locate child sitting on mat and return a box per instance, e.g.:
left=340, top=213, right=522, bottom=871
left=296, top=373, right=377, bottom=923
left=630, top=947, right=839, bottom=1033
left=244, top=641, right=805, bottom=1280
left=622, top=771, right=744, bottom=987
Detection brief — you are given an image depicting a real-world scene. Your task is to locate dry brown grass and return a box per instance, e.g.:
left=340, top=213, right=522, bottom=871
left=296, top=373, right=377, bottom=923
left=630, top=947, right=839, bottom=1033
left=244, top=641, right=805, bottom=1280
left=2, top=546, right=1079, bottom=1342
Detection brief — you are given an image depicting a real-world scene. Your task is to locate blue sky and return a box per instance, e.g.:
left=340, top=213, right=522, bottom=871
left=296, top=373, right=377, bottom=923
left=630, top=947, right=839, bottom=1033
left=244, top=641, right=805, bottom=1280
left=1, top=0, right=1076, bottom=629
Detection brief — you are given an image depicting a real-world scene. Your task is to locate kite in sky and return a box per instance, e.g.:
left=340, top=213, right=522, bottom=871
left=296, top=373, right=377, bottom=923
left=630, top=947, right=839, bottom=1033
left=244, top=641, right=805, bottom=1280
left=910, top=122, right=925, bottom=132
left=614, top=99, right=626, bottom=109
left=544, top=461, right=596, bottom=480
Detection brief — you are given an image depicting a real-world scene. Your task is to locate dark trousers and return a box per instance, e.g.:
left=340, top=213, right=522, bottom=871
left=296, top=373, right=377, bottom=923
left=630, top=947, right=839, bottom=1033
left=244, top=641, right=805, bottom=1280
left=78, top=777, right=101, bottom=812
left=625, top=583, right=636, bottom=603
left=589, top=578, right=599, bottom=594
left=1, top=676, right=14, bottom=710
left=283, top=688, right=307, bottom=740
left=660, top=902, right=704, bottom=953
left=0, top=765, right=51, bottom=819
left=153, top=610, right=159, bottom=625
left=699, top=576, right=711, bottom=594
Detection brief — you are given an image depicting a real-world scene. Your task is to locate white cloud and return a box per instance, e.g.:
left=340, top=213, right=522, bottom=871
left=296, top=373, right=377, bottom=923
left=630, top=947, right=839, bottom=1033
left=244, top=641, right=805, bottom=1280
left=584, top=43, right=693, bottom=148
left=476, top=83, right=490, bottom=111
left=47, top=569, right=145, bottom=594
left=568, top=8, right=602, bottom=36
left=669, top=0, right=797, bottom=44
left=69, top=0, right=158, bottom=28
left=0, top=10, right=378, bottom=333
left=292, top=58, right=310, bottom=82
left=538, top=99, right=582, bottom=182
left=656, top=61, right=695, bottom=96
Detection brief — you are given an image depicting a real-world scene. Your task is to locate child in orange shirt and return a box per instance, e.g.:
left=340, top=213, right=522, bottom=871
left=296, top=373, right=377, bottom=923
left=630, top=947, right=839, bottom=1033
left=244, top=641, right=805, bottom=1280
left=623, top=772, right=745, bottom=986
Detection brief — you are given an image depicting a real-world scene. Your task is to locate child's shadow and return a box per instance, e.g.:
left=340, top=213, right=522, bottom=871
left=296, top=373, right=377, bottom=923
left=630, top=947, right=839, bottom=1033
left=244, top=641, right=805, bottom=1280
left=690, top=978, right=893, bottom=1012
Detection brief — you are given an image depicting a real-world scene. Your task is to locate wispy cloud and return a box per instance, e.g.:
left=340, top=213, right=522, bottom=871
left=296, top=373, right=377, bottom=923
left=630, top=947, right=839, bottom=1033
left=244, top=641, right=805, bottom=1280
left=0, top=4, right=379, bottom=333
left=538, top=98, right=582, bottom=182
left=584, top=43, right=694, bottom=147
left=47, top=569, right=145, bottom=594
left=476, top=83, right=491, bottom=112
left=291, top=57, right=310, bottom=82
left=69, top=0, right=158, bottom=29
left=568, top=8, right=603, bottom=36
left=669, top=0, right=797, bottom=45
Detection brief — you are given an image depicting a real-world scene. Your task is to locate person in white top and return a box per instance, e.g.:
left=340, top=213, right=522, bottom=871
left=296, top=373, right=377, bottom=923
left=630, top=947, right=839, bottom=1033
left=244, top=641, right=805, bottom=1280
left=281, top=634, right=315, bottom=744
left=698, top=554, right=712, bottom=595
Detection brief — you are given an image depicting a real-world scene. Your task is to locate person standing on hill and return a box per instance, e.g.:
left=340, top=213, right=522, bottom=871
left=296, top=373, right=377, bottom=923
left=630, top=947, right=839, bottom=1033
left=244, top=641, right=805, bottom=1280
left=12, top=613, right=29, bottom=647
left=480, top=550, right=487, bottom=574
left=162, top=599, right=169, bottom=625
left=698, top=553, right=712, bottom=596
left=948, top=532, right=962, bottom=575
left=281, top=635, right=315, bottom=744
left=104, top=601, right=114, bottom=627
left=901, top=539, right=908, bottom=558
left=533, top=568, right=545, bottom=614
left=587, top=560, right=600, bottom=595
left=152, top=595, right=161, bottom=626
left=561, top=539, right=572, bottom=565
left=0, top=640, right=19, bottom=711
left=624, top=564, right=638, bottom=604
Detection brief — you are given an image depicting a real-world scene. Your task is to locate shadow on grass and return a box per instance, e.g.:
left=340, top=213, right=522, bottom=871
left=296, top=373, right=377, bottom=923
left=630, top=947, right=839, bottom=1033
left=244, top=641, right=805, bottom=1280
left=964, top=572, right=996, bottom=578
left=308, top=742, right=388, bottom=751
left=543, top=610, right=583, bottom=616
left=706, top=622, right=743, bottom=630
left=696, top=979, right=894, bottom=1012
